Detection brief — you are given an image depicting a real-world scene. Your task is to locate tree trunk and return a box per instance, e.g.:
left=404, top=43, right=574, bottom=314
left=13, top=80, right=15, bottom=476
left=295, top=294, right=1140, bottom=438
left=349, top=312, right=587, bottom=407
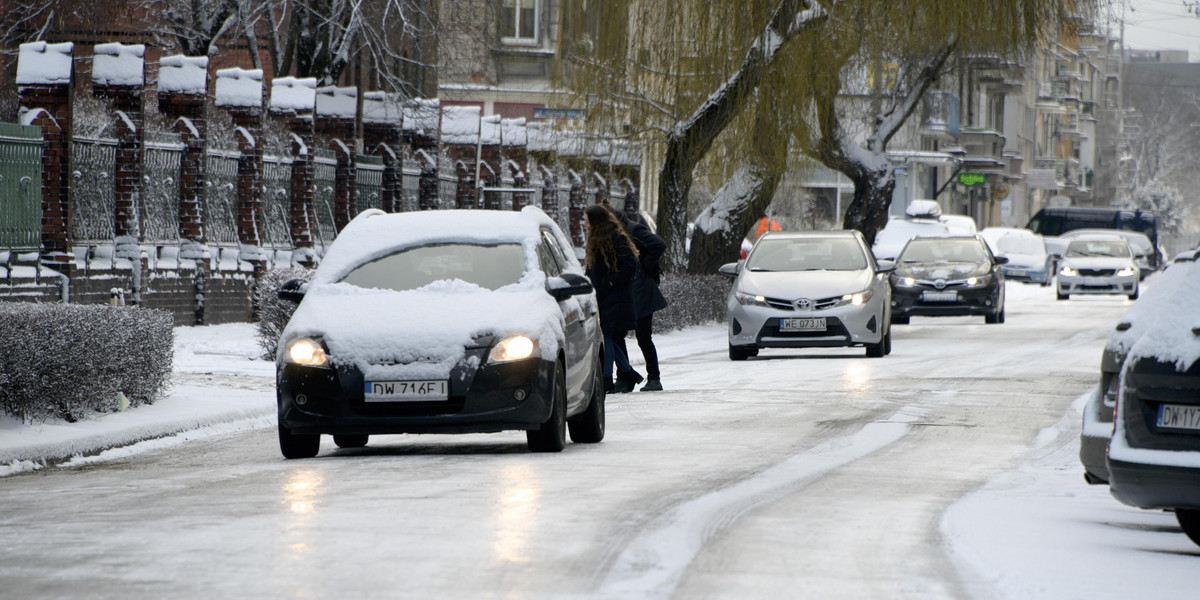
left=841, top=170, right=896, bottom=247
left=686, top=163, right=784, bottom=274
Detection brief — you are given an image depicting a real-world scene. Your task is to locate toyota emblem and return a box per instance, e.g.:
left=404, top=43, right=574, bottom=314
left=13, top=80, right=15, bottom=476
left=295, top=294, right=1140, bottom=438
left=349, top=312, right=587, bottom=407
left=795, top=298, right=812, bottom=310
left=934, top=279, right=946, bottom=290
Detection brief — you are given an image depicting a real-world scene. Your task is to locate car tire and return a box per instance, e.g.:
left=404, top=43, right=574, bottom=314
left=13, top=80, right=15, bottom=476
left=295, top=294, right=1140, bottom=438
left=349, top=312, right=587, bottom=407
left=986, top=308, right=1005, bottom=324
left=1128, top=288, right=1139, bottom=301
left=333, top=434, right=368, bottom=448
left=1178, top=509, right=1200, bottom=546
left=568, top=353, right=606, bottom=444
left=278, top=422, right=320, bottom=459
left=1056, top=290, right=1068, bottom=301
left=527, top=362, right=567, bottom=452
left=866, top=328, right=889, bottom=358
left=891, top=315, right=910, bottom=325
left=729, top=344, right=752, bottom=361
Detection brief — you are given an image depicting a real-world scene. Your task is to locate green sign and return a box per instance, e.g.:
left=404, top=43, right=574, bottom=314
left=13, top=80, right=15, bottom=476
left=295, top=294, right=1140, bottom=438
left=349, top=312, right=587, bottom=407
left=959, top=172, right=987, bottom=187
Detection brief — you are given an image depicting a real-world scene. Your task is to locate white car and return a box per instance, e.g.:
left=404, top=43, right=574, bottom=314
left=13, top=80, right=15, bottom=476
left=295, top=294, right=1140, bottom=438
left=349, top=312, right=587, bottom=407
left=980, top=227, right=1054, bottom=286
left=872, top=217, right=951, bottom=261
left=719, top=231, right=895, bottom=360
left=1056, top=235, right=1140, bottom=300
left=940, top=214, right=978, bottom=236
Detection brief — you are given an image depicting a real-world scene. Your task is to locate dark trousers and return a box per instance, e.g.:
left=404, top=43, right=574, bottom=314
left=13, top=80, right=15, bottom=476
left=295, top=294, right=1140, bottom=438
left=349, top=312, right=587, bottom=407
left=616, top=314, right=659, bottom=379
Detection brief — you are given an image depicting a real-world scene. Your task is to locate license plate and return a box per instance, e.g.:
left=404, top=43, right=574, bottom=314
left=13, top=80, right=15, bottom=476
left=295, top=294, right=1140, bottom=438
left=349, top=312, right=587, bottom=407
left=364, top=380, right=448, bottom=402
left=1006, top=268, right=1026, bottom=277
left=781, top=318, right=826, bottom=332
left=1156, top=403, right=1200, bottom=431
left=922, top=291, right=957, bottom=302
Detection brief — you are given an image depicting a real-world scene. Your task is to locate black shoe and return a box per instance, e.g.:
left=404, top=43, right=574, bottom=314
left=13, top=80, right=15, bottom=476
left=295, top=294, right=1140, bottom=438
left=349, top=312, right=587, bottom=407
left=604, top=379, right=615, bottom=393
left=619, top=369, right=644, bottom=386
left=612, top=378, right=633, bottom=394
left=640, top=378, right=662, bottom=392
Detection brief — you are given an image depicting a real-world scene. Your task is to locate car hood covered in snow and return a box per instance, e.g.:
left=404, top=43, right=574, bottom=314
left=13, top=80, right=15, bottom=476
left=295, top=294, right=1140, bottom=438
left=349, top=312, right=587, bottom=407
left=738, top=269, right=874, bottom=299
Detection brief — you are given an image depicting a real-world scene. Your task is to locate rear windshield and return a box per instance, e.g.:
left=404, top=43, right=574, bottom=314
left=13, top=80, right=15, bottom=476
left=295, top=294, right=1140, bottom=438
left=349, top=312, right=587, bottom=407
left=995, top=232, right=1044, bottom=255
left=899, top=238, right=989, bottom=264
left=1065, top=240, right=1130, bottom=258
left=748, top=238, right=868, bottom=271
left=340, top=243, right=526, bottom=291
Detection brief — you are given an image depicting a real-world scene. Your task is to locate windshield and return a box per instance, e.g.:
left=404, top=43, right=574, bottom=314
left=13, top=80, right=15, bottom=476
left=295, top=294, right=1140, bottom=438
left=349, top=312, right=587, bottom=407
left=995, top=232, right=1044, bottom=255
left=1065, top=240, right=1130, bottom=258
left=900, top=238, right=989, bottom=264
left=339, top=243, right=526, bottom=291
left=747, top=237, right=868, bottom=271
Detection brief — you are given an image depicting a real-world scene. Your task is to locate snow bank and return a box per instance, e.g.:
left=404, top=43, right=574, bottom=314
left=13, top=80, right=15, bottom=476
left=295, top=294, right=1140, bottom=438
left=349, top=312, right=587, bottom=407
left=269, top=76, right=316, bottom=113
left=16, top=41, right=73, bottom=86
left=157, top=55, right=208, bottom=94
left=215, top=68, right=263, bottom=107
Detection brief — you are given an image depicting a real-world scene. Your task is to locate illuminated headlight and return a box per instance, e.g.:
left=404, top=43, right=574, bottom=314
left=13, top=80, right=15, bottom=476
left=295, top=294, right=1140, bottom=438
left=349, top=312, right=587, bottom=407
left=1116, top=267, right=1136, bottom=277
left=488, top=335, right=536, bottom=364
left=1060, top=265, right=1078, bottom=277
left=965, top=275, right=991, bottom=287
left=842, top=290, right=874, bottom=305
left=286, top=338, right=329, bottom=368
left=735, top=291, right=771, bottom=307
left=891, top=275, right=916, bottom=287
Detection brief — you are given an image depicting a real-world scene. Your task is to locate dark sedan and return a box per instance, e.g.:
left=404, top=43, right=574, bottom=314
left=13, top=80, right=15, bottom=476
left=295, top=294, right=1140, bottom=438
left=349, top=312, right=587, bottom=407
left=275, top=207, right=606, bottom=458
left=888, top=236, right=1008, bottom=324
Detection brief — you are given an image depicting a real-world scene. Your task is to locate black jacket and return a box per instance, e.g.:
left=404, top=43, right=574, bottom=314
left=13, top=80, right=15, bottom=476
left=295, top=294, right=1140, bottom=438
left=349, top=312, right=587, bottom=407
left=616, top=212, right=669, bottom=318
left=587, top=233, right=638, bottom=335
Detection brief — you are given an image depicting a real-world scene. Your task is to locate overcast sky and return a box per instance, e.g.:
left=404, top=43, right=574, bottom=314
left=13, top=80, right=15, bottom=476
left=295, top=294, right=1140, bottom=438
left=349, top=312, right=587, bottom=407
left=1118, top=0, right=1200, bottom=60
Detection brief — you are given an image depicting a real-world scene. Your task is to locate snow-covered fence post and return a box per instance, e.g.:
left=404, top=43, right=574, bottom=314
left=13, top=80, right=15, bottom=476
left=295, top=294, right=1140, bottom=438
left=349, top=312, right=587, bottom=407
left=441, top=105, right=480, bottom=210
left=315, top=86, right=358, bottom=231
left=502, top=118, right=529, bottom=211
left=214, top=68, right=267, bottom=274
left=93, top=43, right=147, bottom=304
left=480, top=115, right=502, bottom=210
left=362, top=92, right=404, bottom=213
left=269, top=77, right=317, bottom=265
left=16, top=42, right=74, bottom=285
left=403, top=99, right=440, bottom=211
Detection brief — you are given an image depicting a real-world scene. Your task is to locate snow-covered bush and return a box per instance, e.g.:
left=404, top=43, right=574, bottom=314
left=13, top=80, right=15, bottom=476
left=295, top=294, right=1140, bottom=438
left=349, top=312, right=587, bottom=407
left=654, top=273, right=731, bottom=333
left=0, top=303, right=173, bottom=422
left=255, top=265, right=313, bottom=360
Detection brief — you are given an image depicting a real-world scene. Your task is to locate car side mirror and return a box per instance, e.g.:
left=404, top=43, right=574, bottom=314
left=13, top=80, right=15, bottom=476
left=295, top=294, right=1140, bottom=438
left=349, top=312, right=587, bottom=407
left=278, top=278, right=307, bottom=303
left=547, top=272, right=593, bottom=300
left=718, top=262, right=739, bottom=278
left=994, top=255, right=1010, bottom=265
left=875, top=259, right=896, bottom=273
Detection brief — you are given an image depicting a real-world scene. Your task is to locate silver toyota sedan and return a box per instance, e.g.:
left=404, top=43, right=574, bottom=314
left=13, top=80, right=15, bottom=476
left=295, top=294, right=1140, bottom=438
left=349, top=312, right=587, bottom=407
left=718, top=231, right=895, bottom=360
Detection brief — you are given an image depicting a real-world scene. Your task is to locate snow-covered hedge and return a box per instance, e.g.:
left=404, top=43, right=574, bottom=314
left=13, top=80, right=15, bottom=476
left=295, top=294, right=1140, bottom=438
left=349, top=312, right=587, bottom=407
left=654, top=273, right=731, bottom=333
left=254, top=265, right=312, bottom=360
left=0, top=303, right=173, bottom=422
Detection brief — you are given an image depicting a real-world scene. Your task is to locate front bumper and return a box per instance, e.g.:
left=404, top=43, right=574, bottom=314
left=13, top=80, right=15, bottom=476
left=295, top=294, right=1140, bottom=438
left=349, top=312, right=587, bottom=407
left=277, top=355, right=556, bottom=436
left=1058, top=272, right=1137, bottom=296
left=890, top=281, right=1002, bottom=318
left=726, top=296, right=886, bottom=349
left=1002, top=265, right=1049, bottom=284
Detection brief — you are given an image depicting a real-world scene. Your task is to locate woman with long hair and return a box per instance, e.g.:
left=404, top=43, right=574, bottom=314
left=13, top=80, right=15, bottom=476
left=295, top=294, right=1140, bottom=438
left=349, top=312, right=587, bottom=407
left=584, top=204, right=640, bottom=392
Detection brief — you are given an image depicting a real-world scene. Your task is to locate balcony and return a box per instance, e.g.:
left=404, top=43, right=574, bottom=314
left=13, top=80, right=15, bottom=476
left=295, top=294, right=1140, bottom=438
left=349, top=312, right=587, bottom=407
left=960, top=128, right=1007, bottom=173
left=919, top=91, right=960, bottom=141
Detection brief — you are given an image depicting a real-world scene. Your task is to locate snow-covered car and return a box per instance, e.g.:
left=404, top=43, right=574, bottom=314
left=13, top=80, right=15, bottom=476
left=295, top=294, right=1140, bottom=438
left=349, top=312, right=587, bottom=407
left=1056, top=235, right=1140, bottom=300
left=1080, top=259, right=1198, bottom=484
left=718, top=231, right=895, bottom=360
left=940, top=213, right=978, bottom=236
left=871, top=217, right=951, bottom=261
left=274, top=207, right=606, bottom=458
left=889, top=235, right=1007, bottom=324
left=980, top=227, right=1054, bottom=286
left=1059, top=228, right=1159, bottom=279
left=1106, top=260, right=1200, bottom=546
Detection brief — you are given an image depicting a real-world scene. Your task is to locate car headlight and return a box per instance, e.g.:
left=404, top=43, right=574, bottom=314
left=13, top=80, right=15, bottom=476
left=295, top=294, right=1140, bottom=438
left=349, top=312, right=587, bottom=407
left=735, top=291, right=771, bottom=307
left=285, top=338, right=329, bottom=368
left=1116, top=267, right=1136, bottom=277
left=1060, top=265, right=1078, bottom=277
left=891, top=275, right=916, bottom=287
left=842, top=289, right=874, bottom=305
left=965, top=275, right=991, bottom=287
left=488, top=335, right=536, bottom=364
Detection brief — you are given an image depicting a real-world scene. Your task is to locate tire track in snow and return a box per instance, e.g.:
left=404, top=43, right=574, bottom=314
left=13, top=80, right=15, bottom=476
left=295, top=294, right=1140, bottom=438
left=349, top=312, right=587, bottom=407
left=596, top=406, right=926, bottom=599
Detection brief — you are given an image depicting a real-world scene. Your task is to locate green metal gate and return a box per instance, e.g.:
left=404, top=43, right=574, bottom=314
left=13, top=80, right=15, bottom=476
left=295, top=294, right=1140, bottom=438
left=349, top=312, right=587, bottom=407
left=0, top=123, right=44, bottom=249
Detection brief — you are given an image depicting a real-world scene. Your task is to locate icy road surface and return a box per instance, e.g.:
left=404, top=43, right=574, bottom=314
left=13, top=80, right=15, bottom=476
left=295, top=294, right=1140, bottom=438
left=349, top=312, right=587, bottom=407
left=1, top=283, right=1194, bottom=598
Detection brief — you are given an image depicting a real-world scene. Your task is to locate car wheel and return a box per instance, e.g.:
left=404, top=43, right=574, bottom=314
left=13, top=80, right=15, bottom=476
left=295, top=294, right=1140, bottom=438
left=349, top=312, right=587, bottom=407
left=891, top=315, right=909, bottom=325
left=568, top=352, right=606, bottom=444
left=729, top=343, right=751, bottom=361
left=866, top=328, right=889, bottom=358
left=1128, top=287, right=1139, bottom=301
left=883, top=326, right=892, bottom=355
left=527, top=362, right=567, bottom=452
left=1056, top=290, right=1068, bottom=301
left=278, top=422, right=320, bottom=459
left=986, top=308, right=1005, bottom=324
left=333, top=434, right=368, bottom=448
left=1178, top=509, right=1200, bottom=547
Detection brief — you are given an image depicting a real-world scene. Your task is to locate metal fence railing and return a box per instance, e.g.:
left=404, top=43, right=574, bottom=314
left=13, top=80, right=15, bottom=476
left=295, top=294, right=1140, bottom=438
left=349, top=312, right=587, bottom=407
left=262, top=154, right=293, bottom=248
left=313, top=149, right=338, bottom=246
left=0, top=123, right=43, bottom=249
left=205, top=148, right=240, bottom=246
left=143, top=135, right=183, bottom=243
left=356, top=155, right=384, bottom=213
left=70, top=137, right=117, bottom=242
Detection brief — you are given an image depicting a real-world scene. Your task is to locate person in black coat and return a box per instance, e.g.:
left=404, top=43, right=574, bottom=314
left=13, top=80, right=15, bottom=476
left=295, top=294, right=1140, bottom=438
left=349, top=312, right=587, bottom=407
left=584, top=204, right=639, bottom=392
left=609, top=206, right=668, bottom=392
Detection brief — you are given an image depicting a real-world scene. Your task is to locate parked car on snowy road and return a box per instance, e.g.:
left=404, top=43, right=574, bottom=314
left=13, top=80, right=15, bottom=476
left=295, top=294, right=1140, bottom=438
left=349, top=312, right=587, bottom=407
left=274, top=207, right=606, bottom=458
left=1056, top=235, right=1140, bottom=300
left=719, top=230, right=895, bottom=360
left=888, top=235, right=1007, bottom=324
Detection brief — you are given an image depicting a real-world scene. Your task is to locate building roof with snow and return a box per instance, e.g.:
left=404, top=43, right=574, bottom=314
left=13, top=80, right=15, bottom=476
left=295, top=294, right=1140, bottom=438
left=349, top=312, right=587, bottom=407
left=215, top=68, right=263, bottom=108
left=158, top=55, right=208, bottom=95
left=16, top=42, right=74, bottom=86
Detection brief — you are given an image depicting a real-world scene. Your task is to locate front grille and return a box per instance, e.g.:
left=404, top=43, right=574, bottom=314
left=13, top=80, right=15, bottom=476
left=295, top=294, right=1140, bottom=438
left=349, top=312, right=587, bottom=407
left=762, top=295, right=844, bottom=311
left=1079, top=268, right=1116, bottom=277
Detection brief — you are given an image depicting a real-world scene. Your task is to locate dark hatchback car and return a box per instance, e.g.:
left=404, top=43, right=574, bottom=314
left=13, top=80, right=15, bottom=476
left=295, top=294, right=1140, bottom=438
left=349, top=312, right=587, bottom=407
left=275, top=208, right=606, bottom=458
left=1106, top=260, right=1200, bottom=546
left=888, top=236, right=1008, bottom=324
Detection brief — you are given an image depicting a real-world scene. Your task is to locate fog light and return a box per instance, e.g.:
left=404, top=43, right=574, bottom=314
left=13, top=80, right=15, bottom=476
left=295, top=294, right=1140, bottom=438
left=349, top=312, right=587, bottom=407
left=514, top=388, right=528, bottom=401
left=296, top=393, right=308, bottom=406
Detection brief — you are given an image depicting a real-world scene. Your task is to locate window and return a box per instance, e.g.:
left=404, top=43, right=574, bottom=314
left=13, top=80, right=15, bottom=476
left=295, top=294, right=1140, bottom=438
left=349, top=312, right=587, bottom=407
left=501, top=0, right=538, bottom=44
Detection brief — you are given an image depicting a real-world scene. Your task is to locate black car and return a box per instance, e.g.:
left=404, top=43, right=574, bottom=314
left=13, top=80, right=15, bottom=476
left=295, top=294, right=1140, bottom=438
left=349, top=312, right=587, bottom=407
left=888, top=236, right=1008, bottom=324
left=275, top=208, right=606, bottom=458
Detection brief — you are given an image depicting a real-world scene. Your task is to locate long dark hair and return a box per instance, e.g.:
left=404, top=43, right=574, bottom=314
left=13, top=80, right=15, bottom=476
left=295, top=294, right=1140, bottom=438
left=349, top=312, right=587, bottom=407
left=585, top=204, right=638, bottom=270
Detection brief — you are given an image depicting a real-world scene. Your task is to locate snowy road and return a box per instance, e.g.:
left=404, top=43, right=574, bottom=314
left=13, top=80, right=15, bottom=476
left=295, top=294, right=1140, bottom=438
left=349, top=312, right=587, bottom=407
left=0, top=285, right=1181, bottom=598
